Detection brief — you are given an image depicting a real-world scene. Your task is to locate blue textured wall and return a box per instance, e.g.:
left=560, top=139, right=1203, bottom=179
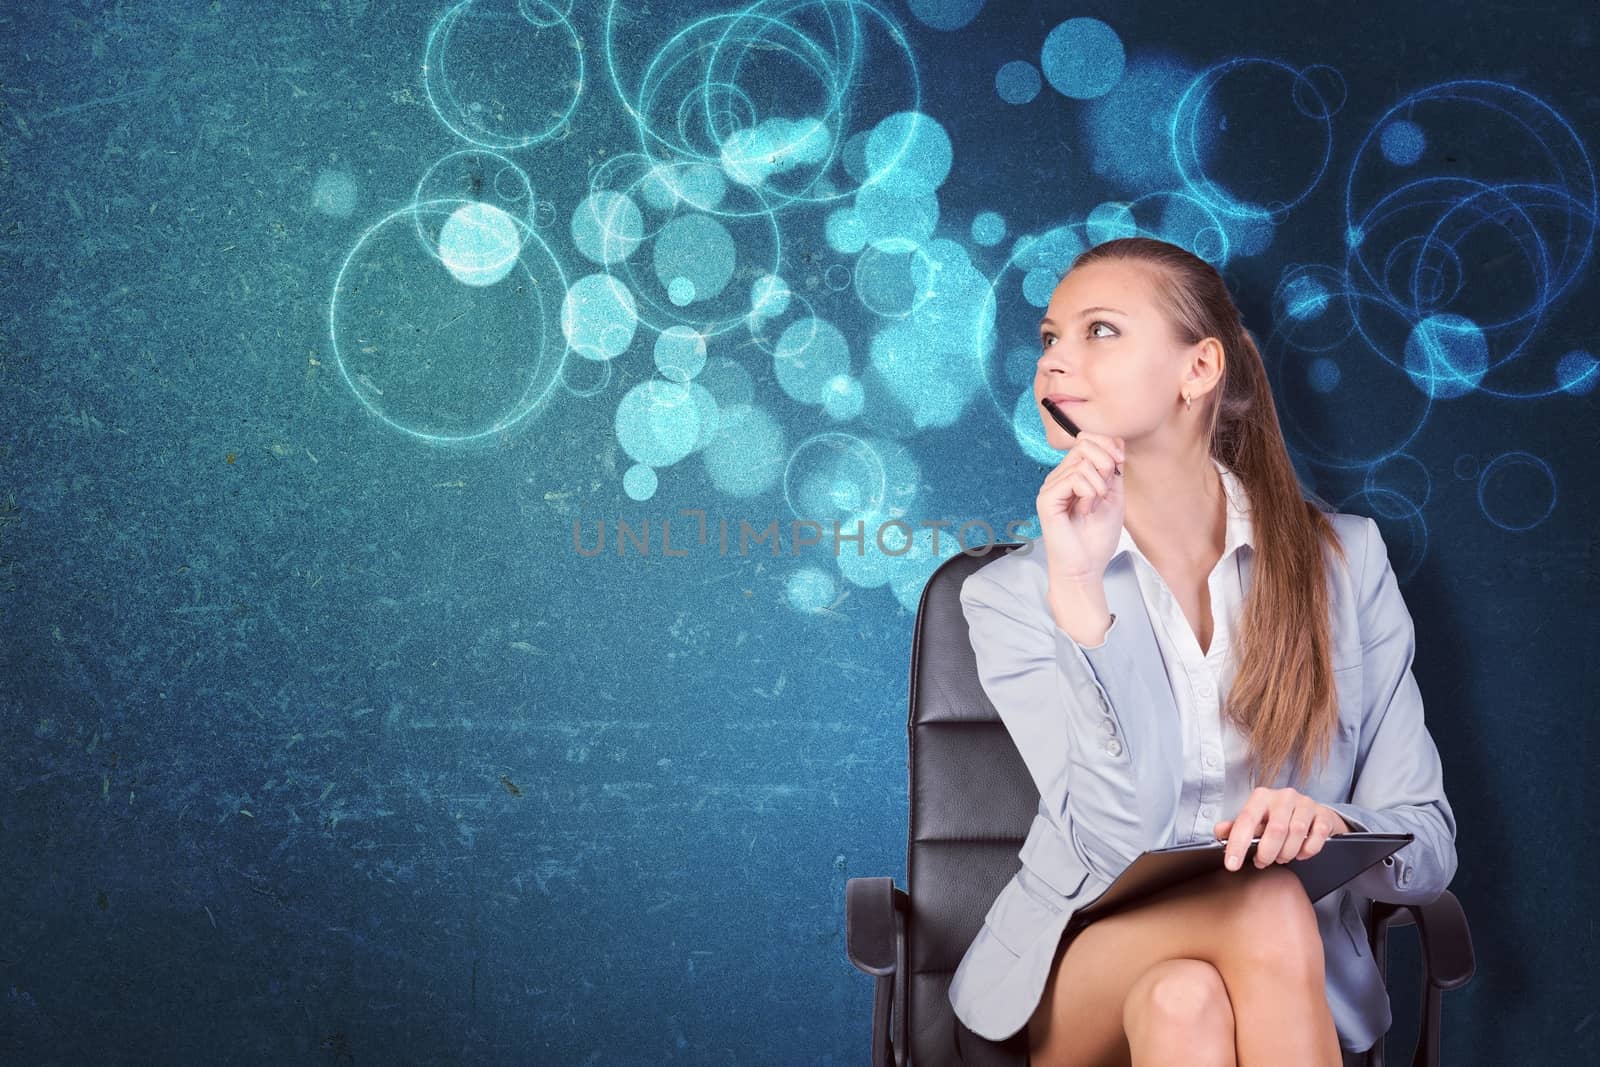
left=2, top=1, right=1595, bottom=1063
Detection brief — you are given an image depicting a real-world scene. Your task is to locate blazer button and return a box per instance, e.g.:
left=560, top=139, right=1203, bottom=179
left=1105, top=738, right=1122, bottom=757
left=1099, top=717, right=1116, bottom=737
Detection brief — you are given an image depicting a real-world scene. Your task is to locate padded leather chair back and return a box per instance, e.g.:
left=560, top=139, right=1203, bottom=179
left=907, top=543, right=1034, bottom=1064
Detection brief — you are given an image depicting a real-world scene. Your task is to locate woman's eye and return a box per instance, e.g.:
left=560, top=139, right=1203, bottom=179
left=1040, top=333, right=1056, bottom=350
left=1089, top=321, right=1116, bottom=338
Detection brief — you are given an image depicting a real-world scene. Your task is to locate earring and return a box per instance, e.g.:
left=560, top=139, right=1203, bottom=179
left=1184, top=392, right=1192, bottom=410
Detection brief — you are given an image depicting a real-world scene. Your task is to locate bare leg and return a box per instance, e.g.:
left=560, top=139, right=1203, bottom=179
left=1122, top=959, right=1236, bottom=1067
left=1026, top=865, right=1343, bottom=1067
left=1215, top=868, right=1342, bottom=1067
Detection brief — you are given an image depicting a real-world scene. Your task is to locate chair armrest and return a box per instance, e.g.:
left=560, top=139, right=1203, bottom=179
left=846, top=876, right=905, bottom=975
left=1368, top=889, right=1474, bottom=1067
left=1373, top=889, right=1475, bottom=989
left=1403, top=889, right=1475, bottom=990
left=846, top=877, right=909, bottom=1067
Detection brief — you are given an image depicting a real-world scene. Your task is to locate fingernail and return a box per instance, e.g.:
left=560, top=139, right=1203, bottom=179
left=1225, top=855, right=1239, bottom=870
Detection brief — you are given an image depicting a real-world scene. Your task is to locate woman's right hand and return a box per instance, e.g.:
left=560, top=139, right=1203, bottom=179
left=1037, top=432, right=1127, bottom=583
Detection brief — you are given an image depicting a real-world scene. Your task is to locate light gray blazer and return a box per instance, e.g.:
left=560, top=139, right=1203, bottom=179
left=946, top=510, right=1459, bottom=1053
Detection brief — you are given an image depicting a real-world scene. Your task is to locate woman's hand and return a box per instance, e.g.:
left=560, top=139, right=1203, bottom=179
left=1037, top=430, right=1126, bottom=583
left=1212, top=787, right=1353, bottom=871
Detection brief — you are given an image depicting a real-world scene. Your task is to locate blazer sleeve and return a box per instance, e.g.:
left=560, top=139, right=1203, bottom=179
left=959, top=565, right=1148, bottom=879
left=1324, top=516, right=1460, bottom=904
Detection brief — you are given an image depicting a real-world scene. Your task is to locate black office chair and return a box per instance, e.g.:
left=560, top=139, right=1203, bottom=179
left=846, top=542, right=1475, bottom=1066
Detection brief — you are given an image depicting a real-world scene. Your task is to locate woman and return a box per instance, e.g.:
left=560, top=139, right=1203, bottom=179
left=947, top=237, right=1458, bottom=1066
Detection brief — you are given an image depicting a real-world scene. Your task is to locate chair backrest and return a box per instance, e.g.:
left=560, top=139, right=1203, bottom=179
left=906, top=542, right=1034, bottom=1064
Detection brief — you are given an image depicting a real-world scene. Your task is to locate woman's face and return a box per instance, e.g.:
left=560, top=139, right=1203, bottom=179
left=1033, top=259, right=1194, bottom=450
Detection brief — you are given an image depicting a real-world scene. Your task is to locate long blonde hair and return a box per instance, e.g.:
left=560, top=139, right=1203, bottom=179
left=1069, top=236, right=1351, bottom=790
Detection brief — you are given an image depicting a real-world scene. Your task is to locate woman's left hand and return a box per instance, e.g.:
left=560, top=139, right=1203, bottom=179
left=1213, top=787, right=1352, bottom=871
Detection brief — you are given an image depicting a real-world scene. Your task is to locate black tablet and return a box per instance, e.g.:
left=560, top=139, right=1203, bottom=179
left=1067, top=832, right=1414, bottom=929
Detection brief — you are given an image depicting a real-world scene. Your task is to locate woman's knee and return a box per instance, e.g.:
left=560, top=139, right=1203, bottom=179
left=1122, top=958, right=1235, bottom=1048
left=1223, top=866, right=1326, bottom=979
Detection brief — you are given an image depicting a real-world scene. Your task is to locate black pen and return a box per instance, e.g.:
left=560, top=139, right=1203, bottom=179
left=1039, top=396, right=1080, bottom=436
left=1041, top=396, right=1121, bottom=476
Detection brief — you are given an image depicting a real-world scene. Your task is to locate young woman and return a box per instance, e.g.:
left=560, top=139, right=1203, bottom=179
left=947, top=237, right=1458, bottom=1066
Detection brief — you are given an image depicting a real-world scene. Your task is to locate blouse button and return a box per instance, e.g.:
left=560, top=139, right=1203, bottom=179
left=1099, top=717, right=1116, bottom=737
left=1105, top=738, right=1123, bottom=757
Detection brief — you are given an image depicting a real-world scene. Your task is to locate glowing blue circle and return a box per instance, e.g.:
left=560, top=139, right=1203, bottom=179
left=1555, top=350, right=1597, bottom=396
left=654, top=326, right=707, bottom=383
left=751, top=274, right=792, bottom=319
left=623, top=464, right=658, bottom=501
left=1476, top=452, right=1557, bottom=532
left=1170, top=59, right=1334, bottom=222
left=971, top=211, right=1006, bottom=246
left=1308, top=357, right=1341, bottom=394
left=995, top=61, right=1042, bottom=105
left=1282, top=274, right=1332, bottom=320
left=703, top=404, right=786, bottom=497
left=653, top=213, right=736, bottom=302
left=775, top=318, right=852, bottom=405
left=422, top=0, right=583, bottom=151
left=562, top=274, right=638, bottom=360
left=783, top=432, right=888, bottom=524
left=311, top=170, right=358, bottom=217
left=1041, top=18, right=1125, bottom=99
left=825, top=208, right=868, bottom=254
left=1403, top=314, right=1488, bottom=399
left=615, top=379, right=702, bottom=467
left=328, top=197, right=570, bottom=443
left=786, top=568, right=836, bottom=613
left=438, top=202, right=523, bottom=287
left=571, top=191, right=643, bottom=266
left=908, top=0, right=985, bottom=31
left=1380, top=119, right=1426, bottom=166
left=865, top=111, right=954, bottom=195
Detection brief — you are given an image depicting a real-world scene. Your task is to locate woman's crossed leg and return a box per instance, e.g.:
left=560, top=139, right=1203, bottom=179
left=1026, top=864, right=1343, bottom=1067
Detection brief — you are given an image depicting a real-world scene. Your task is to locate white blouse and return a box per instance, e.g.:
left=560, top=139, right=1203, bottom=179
left=1082, top=456, right=1257, bottom=845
